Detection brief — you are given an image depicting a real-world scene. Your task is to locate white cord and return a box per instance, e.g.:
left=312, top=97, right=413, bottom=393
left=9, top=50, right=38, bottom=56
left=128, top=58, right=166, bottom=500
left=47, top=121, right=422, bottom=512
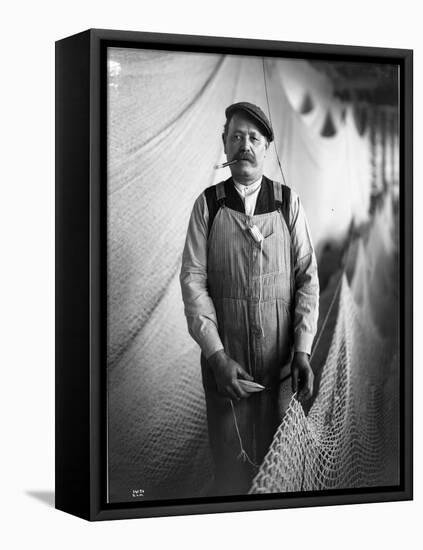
left=230, top=400, right=259, bottom=468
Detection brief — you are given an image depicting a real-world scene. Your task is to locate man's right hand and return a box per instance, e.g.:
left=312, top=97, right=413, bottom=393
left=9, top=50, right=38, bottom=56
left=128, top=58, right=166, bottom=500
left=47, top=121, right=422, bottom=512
left=207, top=349, right=253, bottom=400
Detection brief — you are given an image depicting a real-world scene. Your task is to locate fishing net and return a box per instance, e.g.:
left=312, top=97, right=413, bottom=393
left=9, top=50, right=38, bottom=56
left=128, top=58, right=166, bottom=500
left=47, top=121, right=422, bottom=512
left=250, top=274, right=399, bottom=493
left=250, top=199, right=400, bottom=494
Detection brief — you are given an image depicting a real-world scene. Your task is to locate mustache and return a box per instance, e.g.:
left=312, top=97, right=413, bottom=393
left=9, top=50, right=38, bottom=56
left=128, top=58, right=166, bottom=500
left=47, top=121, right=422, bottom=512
left=235, top=153, right=255, bottom=162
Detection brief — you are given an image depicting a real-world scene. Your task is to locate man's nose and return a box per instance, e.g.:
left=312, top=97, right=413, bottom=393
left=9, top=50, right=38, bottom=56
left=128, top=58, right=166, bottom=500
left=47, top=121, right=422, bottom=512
left=240, top=136, right=252, bottom=151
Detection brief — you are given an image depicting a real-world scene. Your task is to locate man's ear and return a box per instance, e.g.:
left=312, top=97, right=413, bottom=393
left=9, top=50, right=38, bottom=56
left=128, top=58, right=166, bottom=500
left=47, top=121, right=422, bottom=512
left=222, top=133, right=227, bottom=154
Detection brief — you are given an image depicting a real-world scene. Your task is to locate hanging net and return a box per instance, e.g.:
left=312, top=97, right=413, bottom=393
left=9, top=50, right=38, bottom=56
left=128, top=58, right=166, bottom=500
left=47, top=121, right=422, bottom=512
left=250, top=197, right=400, bottom=494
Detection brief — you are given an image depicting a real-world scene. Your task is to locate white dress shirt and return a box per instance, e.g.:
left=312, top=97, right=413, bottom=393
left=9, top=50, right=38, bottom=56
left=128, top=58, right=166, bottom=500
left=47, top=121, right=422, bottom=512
left=233, top=177, right=263, bottom=216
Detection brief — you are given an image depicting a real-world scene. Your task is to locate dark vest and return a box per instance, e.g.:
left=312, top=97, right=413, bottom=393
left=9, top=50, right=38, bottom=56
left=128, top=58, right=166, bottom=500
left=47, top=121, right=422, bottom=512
left=204, top=175, right=291, bottom=236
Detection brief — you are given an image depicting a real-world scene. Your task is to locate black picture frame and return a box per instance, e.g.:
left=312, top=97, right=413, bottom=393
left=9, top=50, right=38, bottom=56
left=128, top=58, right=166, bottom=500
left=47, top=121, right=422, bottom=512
left=55, top=28, right=413, bottom=521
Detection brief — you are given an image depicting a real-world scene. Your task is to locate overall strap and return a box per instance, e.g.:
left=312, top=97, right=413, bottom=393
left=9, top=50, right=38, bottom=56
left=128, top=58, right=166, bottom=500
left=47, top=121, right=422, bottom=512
left=205, top=180, right=228, bottom=238
left=273, top=180, right=295, bottom=311
left=272, top=180, right=291, bottom=233
left=216, top=181, right=226, bottom=207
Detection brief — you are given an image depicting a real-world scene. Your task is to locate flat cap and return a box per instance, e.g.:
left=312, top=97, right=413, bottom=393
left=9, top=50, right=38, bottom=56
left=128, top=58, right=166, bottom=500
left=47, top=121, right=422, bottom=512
left=225, top=101, right=274, bottom=142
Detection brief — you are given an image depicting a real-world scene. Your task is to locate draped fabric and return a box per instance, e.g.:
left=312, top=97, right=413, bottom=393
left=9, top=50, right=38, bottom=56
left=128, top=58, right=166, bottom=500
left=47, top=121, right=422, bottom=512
left=106, top=48, right=398, bottom=501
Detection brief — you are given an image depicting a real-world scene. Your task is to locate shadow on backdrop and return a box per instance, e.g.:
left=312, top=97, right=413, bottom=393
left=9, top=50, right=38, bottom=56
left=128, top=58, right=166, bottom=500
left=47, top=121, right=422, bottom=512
left=26, top=490, right=55, bottom=508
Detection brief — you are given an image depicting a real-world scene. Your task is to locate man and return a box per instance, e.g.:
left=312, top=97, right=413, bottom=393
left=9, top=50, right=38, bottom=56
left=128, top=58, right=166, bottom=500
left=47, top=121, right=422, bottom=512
left=180, top=102, right=319, bottom=495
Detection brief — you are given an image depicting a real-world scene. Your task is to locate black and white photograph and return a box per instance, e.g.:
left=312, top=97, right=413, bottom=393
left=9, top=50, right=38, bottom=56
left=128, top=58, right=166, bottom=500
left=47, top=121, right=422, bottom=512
left=106, top=46, right=402, bottom=503
left=3, top=0, right=421, bottom=544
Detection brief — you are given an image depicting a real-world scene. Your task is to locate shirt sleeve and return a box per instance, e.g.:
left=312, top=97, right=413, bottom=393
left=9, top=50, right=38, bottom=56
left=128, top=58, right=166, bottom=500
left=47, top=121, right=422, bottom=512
left=179, top=193, right=224, bottom=359
left=289, top=190, right=320, bottom=355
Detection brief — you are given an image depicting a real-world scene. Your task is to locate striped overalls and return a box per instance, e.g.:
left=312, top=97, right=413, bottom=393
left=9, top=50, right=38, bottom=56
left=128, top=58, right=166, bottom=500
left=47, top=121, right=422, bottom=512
left=201, top=180, right=294, bottom=495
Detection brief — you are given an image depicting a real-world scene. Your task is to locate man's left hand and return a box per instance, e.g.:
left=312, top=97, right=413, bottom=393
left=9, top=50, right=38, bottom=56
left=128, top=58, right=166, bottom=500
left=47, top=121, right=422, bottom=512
left=291, top=352, right=314, bottom=403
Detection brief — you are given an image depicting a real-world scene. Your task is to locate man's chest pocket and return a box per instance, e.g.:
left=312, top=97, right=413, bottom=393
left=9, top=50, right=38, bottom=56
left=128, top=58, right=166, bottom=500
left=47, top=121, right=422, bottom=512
left=260, top=231, right=284, bottom=273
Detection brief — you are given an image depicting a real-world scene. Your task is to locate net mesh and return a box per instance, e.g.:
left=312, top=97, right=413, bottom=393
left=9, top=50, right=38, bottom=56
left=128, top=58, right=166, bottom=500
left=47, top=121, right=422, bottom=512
left=250, top=275, right=399, bottom=493
left=250, top=197, right=399, bottom=494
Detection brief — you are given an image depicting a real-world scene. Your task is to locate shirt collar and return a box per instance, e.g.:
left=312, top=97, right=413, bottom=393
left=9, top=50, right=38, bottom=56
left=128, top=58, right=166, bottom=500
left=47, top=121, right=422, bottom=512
left=233, top=176, right=263, bottom=196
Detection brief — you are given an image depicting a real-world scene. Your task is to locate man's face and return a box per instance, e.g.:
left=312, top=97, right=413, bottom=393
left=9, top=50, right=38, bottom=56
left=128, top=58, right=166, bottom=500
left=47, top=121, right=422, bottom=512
left=223, top=112, right=269, bottom=184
